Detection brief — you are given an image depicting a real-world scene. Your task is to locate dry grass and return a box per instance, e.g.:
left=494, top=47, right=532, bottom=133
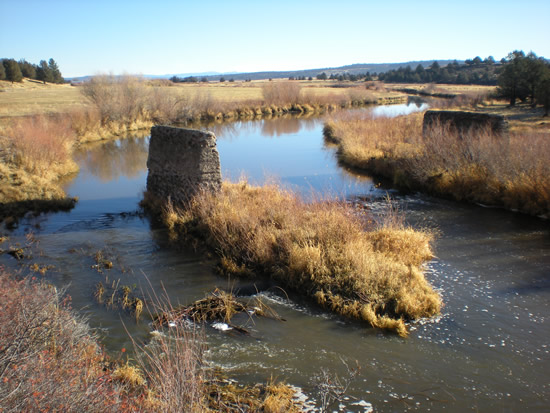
left=0, top=79, right=87, bottom=118
left=325, top=109, right=550, bottom=216
left=156, top=181, right=441, bottom=337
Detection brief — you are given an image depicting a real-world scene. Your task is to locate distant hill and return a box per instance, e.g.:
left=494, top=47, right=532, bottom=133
left=197, top=61, right=460, bottom=81
left=67, top=61, right=460, bottom=82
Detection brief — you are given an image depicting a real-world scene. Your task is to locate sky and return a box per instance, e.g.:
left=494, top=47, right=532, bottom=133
left=1, top=0, right=549, bottom=78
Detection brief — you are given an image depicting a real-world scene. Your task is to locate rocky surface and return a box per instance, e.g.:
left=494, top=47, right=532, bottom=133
left=146, top=126, right=221, bottom=205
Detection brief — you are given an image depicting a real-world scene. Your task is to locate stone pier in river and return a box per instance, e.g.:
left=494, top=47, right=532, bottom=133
left=423, top=110, right=509, bottom=139
left=146, top=126, right=222, bottom=205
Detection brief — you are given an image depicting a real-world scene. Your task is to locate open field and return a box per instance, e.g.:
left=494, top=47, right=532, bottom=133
left=384, top=82, right=497, bottom=95
left=0, top=78, right=406, bottom=119
left=0, top=79, right=87, bottom=117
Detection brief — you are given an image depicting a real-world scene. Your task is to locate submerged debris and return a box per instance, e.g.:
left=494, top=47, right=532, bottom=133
left=206, top=374, right=302, bottom=413
left=153, top=288, right=284, bottom=333
left=93, top=280, right=144, bottom=320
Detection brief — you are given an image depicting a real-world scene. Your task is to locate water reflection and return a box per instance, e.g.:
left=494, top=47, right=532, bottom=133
left=75, top=137, right=150, bottom=182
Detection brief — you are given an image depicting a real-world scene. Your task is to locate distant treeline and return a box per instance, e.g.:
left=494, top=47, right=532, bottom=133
left=315, top=72, right=374, bottom=82
left=378, top=56, right=500, bottom=85
left=0, top=58, right=64, bottom=84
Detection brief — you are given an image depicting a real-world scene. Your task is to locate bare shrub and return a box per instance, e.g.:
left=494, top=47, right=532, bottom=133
left=0, top=273, right=130, bottom=412
left=67, top=106, right=102, bottom=137
left=80, top=75, right=150, bottom=125
left=348, top=88, right=377, bottom=105
left=262, top=81, right=302, bottom=105
left=312, top=359, right=361, bottom=412
left=149, top=88, right=194, bottom=123
left=6, top=114, right=77, bottom=177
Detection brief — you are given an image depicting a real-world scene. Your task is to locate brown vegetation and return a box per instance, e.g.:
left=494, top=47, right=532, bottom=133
left=0, top=271, right=302, bottom=412
left=0, top=115, right=79, bottom=219
left=0, top=273, right=135, bottom=412
left=153, top=181, right=441, bottom=337
left=324, top=109, right=550, bottom=216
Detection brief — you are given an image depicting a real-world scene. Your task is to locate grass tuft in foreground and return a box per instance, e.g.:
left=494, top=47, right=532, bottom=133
left=155, top=181, right=441, bottom=337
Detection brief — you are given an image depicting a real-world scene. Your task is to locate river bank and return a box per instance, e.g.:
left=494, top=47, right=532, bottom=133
left=324, top=104, right=550, bottom=217
left=0, top=78, right=408, bottom=221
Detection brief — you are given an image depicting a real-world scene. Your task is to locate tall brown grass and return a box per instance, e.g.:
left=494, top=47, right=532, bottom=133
left=129, top=287, right=208, bottom=411
left=325, top=111, right=550, bottom=216
left=157, top=181, right=441, bottom=337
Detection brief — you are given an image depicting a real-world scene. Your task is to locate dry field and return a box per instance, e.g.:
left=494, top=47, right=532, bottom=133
left=0, top=78, right=405, bottom=120
left=384, top=82, right=497, bottom=95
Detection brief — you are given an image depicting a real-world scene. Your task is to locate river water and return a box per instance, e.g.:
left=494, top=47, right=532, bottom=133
left=1, top=103, right=548, bottom=412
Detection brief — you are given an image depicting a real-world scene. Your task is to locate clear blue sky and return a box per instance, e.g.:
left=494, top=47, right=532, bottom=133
left=1, top=0, right=549, bottom=78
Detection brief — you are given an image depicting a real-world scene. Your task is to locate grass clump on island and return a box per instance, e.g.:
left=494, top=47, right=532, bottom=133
left=324, top=109, right=550, bottom=217
left=153, top=181, right=441, bottom=337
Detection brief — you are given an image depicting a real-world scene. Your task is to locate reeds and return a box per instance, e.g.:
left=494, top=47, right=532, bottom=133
left=158, top=181, right=441, bottom=337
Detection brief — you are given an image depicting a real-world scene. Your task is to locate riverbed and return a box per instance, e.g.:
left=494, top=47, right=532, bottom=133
left=1, top=103, right=548, bottom=412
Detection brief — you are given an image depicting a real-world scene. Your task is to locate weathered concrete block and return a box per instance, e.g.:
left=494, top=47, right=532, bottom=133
left=423, top=110, right=509, bottom=138
left=146, top=126, right=221, bottom=205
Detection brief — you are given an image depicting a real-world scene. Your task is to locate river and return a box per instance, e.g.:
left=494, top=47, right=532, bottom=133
left=1, top=102, right=548, bottom=412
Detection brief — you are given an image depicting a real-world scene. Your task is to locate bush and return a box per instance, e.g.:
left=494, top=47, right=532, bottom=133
left=262, top=81, right=302, bottom=106
left=80, top=75, right=149, bottom=125
left=6, top=114, right=77, bottom=178
left=0, top=273, right=131, bottom=412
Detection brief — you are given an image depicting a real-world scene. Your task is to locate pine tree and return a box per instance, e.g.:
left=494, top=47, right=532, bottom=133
left=36, top=60, right=53, bottom=84
left=0, top=61, right=5, bottom=80
left=18, top=59, right=36, bottom=79
left=2, top=59, right=23, bottom=82
left=497, top=51, right=528, bottom=106
left=48, top=58, right=63, bottom=83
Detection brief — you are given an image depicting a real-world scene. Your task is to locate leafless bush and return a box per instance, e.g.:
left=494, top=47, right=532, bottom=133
left=6, top=114, right=77, bottom=176
left=80, top=75, right=150, bottom=125
left=0, top=273, right=128, bottom=412
left=312, top=359, right=361, bottom=412
left=348, top=87, right=377, bottom=105
left=262, top=81, right=302, bottom=105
